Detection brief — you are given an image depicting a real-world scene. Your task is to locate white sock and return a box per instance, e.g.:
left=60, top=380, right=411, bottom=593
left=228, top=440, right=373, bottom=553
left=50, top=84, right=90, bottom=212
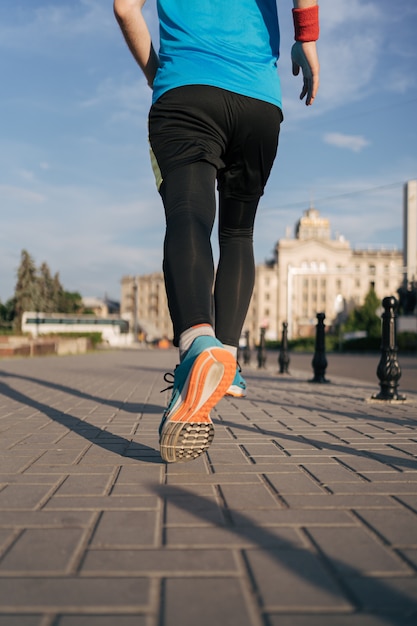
left=223, top=344, right=238, bottom=360
left=179, top=324, right=215, bottom=359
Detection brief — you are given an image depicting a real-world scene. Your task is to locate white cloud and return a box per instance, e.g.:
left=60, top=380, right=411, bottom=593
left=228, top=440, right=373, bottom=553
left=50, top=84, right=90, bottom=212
left=319, top=0, right=381, bottom=28
left=79, top=74, right=151, bottom=122
left=0, top=173, right=165, bottom=300
left=0, top=184, right=45, bottom=204
left=323, top=132, right=370, bottom=152
left=0, top=0, right=114, bottom=50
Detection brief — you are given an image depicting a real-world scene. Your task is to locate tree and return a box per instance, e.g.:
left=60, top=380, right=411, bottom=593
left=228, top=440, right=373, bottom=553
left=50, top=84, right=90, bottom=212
left=58, top=290, right=83, bottom=314
left=0, top=298, right=16, bottom=329
left=11, top=250, right=85, bottom=331
left=343, top=287, right=381, bottom=338
left=37, top=262, right=57, bottom=313
left=13, top=250, right=39, bottom=330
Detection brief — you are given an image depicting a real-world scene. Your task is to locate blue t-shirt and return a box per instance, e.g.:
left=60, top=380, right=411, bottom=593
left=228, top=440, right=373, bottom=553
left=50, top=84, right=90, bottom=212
left=152, top=0, right=282, bottom=108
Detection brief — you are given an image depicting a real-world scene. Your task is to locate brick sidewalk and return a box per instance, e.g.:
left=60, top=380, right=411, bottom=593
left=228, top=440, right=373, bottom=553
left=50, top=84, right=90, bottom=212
left=0, top=349, right=416, bottom=626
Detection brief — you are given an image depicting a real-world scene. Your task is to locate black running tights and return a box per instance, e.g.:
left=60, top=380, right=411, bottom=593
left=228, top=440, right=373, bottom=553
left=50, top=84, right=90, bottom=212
left=160, top=161, right=259, bottom=347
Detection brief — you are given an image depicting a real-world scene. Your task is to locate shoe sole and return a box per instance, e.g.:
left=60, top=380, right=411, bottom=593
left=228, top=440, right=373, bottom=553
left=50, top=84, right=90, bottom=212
left=225, top=385, right=247, bottom=398
left=160, top=347, right=235, bottom=463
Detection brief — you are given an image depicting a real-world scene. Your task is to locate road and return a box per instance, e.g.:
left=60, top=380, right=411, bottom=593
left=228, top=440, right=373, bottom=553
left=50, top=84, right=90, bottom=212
left=263, top=350, right=417, bottom=394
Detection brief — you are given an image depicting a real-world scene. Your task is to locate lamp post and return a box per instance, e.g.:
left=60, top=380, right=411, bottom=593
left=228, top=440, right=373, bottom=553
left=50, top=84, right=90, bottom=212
left=372, top=296, right=406, bottom=401
left=132, top=277, right=138, bottom=342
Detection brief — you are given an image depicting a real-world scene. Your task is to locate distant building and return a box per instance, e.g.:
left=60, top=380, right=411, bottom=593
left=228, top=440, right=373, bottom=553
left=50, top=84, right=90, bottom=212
left=121, top=207, right=404, bottom=342
left=121, top=273, right=172, bottom=342
left=404, top=179, right=417, bottom=283
left=245, top=207, right=403, bottom=340
left=82, top=296, right=120, bottom=317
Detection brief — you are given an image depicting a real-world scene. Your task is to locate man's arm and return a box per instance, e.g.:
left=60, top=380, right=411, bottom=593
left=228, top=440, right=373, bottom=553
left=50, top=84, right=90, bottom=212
left=291, top=0, right=320, bottom=106
left=113, top=0, right=159, bottom=88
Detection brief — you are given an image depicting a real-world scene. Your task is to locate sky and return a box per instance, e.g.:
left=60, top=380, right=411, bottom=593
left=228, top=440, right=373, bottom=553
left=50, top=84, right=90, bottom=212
left=1, top=0, right=417, bottom=303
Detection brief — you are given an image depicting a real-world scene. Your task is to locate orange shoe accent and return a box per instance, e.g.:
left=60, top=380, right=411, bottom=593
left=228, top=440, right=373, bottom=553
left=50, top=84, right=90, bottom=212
left=168, top=347, right=235, bottom=424
left=159, top=346, right=235, bottom=463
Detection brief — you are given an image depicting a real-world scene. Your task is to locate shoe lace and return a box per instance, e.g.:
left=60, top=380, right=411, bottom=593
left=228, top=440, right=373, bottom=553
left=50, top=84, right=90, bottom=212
left=160, top=371, right=175, bottom=393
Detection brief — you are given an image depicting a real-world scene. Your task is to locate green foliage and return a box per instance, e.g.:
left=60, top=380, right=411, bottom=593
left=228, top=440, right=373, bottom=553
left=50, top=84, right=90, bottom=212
left=343, top=287, right=381, bottom=339
left=397, top=332, right=417, bottom=353
left=13, top=250, right=38, bottom=329
left=0, top=298, right=16, bottom=325
left=8, top=250, right=84, bottom=330
left=57, top=290, right=83, bottom=314
left=267, top=334, right=340, bottom=353
left=340, top=336, right=381, bottom=352
left=52, top=332, right=103, bottom=348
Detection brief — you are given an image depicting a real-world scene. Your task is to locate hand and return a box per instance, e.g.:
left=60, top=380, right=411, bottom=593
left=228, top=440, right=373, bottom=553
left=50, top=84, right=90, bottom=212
left=291, top=41, right=320, bottom=106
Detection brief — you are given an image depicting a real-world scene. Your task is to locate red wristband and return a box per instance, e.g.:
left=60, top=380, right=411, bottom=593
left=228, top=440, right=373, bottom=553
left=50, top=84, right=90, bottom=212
left=292, top=5, right=320, bottom=42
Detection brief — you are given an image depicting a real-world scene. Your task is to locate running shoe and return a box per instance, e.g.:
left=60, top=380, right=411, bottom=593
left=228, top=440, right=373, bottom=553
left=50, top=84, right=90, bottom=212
left=226, top=364, right=247, bottom=398
left=159, top=335, right=235, bottom=463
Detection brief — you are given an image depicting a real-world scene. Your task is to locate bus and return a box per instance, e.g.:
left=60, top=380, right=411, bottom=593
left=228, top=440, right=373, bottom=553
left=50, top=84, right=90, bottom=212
left=21, top=312, right=130, bottom=346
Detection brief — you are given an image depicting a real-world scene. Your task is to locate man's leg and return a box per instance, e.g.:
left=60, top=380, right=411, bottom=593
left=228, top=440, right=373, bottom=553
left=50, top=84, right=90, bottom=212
left=213, top=94, right=282, bottom=395
left=160, top=161, right=217, bottom=347
left=214, top=195, right=259, bottom=348
left=158, top=161, right=235, bottom=462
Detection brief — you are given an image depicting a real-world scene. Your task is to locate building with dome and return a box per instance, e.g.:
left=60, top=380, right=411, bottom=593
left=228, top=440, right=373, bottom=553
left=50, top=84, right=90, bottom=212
left=121, top=207, right=404, bottom=342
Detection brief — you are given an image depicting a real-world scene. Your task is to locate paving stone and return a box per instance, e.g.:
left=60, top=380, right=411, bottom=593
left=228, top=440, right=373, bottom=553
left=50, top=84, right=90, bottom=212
left=307, top=527, right=411, bottom=575
left=220, top=482, right=280, bottom=510
left=228, top=509, right=355, bottom=527
left=90, top=510, right=159, bottom=547
left=0, top=578, right=150, bottom=610
left=165, top=473, right=261, bottom=485
left=282, top=494, right=399, bottom=509
left=266, top=613, right=417, bottom=626
left=0, top=527, right=85, bottom=572
left=244, top=547, right=353, bottom=610
left=81, top=547, right=238, bottom=574
left=55, top=474, right=113, bottom=496
left=165, top=525, right=303, bottom=548
left=263, top=471, right=329, bottom=495
left=0, top=617, right=44, bottom=626
left=354, top=508, right=417, bottom=546
left=55, top=616, right=147, bottom=626
left=43, top=495, right=158, bottom=510
left=161, top=577, right=254, bottom=626
left=300, top=462, right=366, bottom=485
left=0, top=510, right=95, bottom=531
left=395, top=494, right=417, bottom=513
left=344, top=577, right=417, bottom=612
left=164, top=494, right=225, bottom=525
left=0, top=484, right=54, bottom=509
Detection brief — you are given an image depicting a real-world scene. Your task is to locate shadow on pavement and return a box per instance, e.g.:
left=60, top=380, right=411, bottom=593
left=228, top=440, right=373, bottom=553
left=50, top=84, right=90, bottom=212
left=0, top=378, right=163, bottom=464
left=0, top=368, right=164, bottom=415
left=156, top=484, right=417, bottom=625
left=218, top=417, right=417, bottom=472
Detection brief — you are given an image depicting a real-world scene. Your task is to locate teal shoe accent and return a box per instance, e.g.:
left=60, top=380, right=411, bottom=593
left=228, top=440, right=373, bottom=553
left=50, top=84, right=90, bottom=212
left=226, top=365, right=247, bottom=398
left=159, top=335, right=235, bottom=462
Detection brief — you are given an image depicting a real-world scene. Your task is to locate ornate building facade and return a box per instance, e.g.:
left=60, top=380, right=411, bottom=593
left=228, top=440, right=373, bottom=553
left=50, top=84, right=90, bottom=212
left=245, top=208, right=403, bottom=341
left=121, top=207, right=404, bottom=342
